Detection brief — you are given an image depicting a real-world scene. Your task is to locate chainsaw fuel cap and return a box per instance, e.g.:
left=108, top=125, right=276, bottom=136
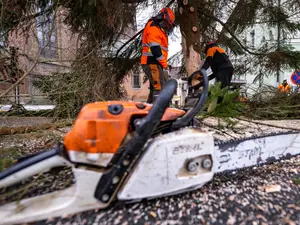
left=108, top=104, right=123, bottom=115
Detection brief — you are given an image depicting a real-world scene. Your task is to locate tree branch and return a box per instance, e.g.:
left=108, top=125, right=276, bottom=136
left=198, top=9, right=265, bottom=56
left=115, top=0, right=176, bottom=58
left=0, top=51, right=41, bottom=98
left=238, top=117, right=300, bottom=131
left=0, top=8, right=58, bottom=99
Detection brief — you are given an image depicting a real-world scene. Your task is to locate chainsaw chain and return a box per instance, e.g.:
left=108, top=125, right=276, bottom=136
left=213, top=130, right=300, bottom=176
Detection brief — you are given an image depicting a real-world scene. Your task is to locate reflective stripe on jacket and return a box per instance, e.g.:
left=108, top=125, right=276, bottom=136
left=140, top=19, right=168, bottom=68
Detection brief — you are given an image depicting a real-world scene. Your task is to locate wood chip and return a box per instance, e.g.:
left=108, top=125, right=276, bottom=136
left=228, top=195, right=236, bottom=201
left=149, top=211, right=157, bottom=218
left=263, top=184, right=281, bottom=193
left=290, top=168, right=298, bottom=173
left=256, top=214, right=267, bottom=221
left=256, top=205, right=265, bottom=212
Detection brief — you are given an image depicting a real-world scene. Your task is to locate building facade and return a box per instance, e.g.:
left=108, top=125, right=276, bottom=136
left=232, top=26, right=300, bottom=95
left=0, top=6, right=79, bottom=104
left=0, top=6, right=152, bottom=105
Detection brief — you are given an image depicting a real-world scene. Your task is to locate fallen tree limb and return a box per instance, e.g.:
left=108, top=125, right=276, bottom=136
left=238, top=117, right=300, bottom=131
left=200, top=119, right=239, bottom=139
left=0, top=46, right=43, bottom=99
left=0, top=121, right=73, bottom=135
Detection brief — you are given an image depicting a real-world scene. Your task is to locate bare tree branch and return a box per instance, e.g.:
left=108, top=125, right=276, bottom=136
left=0, top=51, right=41, bottom=98
left=115, top=0, right=176, bottom=58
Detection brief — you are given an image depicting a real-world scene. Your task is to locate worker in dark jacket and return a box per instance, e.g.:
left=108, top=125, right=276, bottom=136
left=140, top=7, right=175, bottom=103
left=201, top=42, right=234, bottom=89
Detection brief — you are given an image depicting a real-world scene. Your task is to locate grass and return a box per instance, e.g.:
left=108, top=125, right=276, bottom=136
left=0, top=147, right=22, bottom=172
left=0, top=129, right=66, bottom=172
left=292, top=178, right=300, bottom=185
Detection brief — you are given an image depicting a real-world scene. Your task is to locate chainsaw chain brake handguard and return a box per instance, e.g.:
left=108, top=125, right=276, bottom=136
left=182, top=70, right=205, bottom=97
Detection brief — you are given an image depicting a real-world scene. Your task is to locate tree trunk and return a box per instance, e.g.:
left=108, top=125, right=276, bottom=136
left=276, top=0, right=281, bottom=83
left=177, top=0, right=202, bottom=76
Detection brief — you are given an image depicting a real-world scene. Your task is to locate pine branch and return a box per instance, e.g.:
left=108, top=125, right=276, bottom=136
left=114, top=0, right=176, bottom=58
left=238, top=117, right=300, bottom=131
left=198, top=9, right=265, bottom=56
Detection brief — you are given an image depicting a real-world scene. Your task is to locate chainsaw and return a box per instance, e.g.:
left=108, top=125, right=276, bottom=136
left=0, top=69, right=300, bottom=225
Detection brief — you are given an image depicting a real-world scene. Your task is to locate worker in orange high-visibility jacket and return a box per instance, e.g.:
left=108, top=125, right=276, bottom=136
left=140, top=7, right=175, bottom=103
left=278, top=79, right=291, bottom=93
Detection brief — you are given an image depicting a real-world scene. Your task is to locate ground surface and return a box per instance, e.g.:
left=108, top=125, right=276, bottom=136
left=40, top=156, right=300, bottom=225
left=0, top=117, right=299, bottom=225
left=0, top=117, right=53, bottom=128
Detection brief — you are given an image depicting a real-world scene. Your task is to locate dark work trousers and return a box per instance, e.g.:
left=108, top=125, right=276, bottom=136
left=214, top=67, right=234, bottom=103
left=215, top=67, right=234, bottom=89
left=142, top=64, right=167, bottom=104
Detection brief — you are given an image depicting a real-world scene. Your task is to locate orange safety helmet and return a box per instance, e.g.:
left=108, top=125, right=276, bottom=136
left=157, top=7, right=175, bottom=34
left=159, top=7, right=175, bottom=25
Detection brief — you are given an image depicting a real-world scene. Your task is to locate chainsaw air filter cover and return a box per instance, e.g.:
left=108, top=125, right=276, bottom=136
left=64, top=101, right=185, bottom=166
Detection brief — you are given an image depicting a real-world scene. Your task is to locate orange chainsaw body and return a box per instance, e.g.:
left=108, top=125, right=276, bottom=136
left=64, top=101, right=185, bottom=154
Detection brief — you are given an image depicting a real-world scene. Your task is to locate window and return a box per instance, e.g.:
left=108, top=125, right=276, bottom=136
left=282, top=30, right=287, bottom=40
left=0, top=31, right=5, bottom=49
left=132, top=74, right=141, bottom=89
left=269, top=30, right=274, bottom=41
left=294, top=31, right=300, bottom=39
left=29, top=74, right=44, bottom=96
left=250, top=30, right=255, bottom=48
left=36, top=4, right=56, bottom=58
left=243, top=37, right=247, bottom=46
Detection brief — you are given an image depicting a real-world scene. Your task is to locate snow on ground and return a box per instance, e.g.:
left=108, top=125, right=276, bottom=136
left=0, top=105, right=55, bottom=112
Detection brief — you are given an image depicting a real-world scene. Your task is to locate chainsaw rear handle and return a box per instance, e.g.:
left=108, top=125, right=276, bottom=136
left=94, top=79, right=178, bottom=203
left=172, top=69, right=209, bottom=129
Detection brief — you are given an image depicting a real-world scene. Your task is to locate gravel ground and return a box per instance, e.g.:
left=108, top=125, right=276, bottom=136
left=0, top=167, right=74, bottom=206
left=38, top=156, right=300, bottom=225
left=0, top=130, right=66, bottom=158
left=0, top=117, right=300, bottom=225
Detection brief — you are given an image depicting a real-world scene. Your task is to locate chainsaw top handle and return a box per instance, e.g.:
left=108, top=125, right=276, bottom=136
left=172, top=68, right=209, bottom=129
